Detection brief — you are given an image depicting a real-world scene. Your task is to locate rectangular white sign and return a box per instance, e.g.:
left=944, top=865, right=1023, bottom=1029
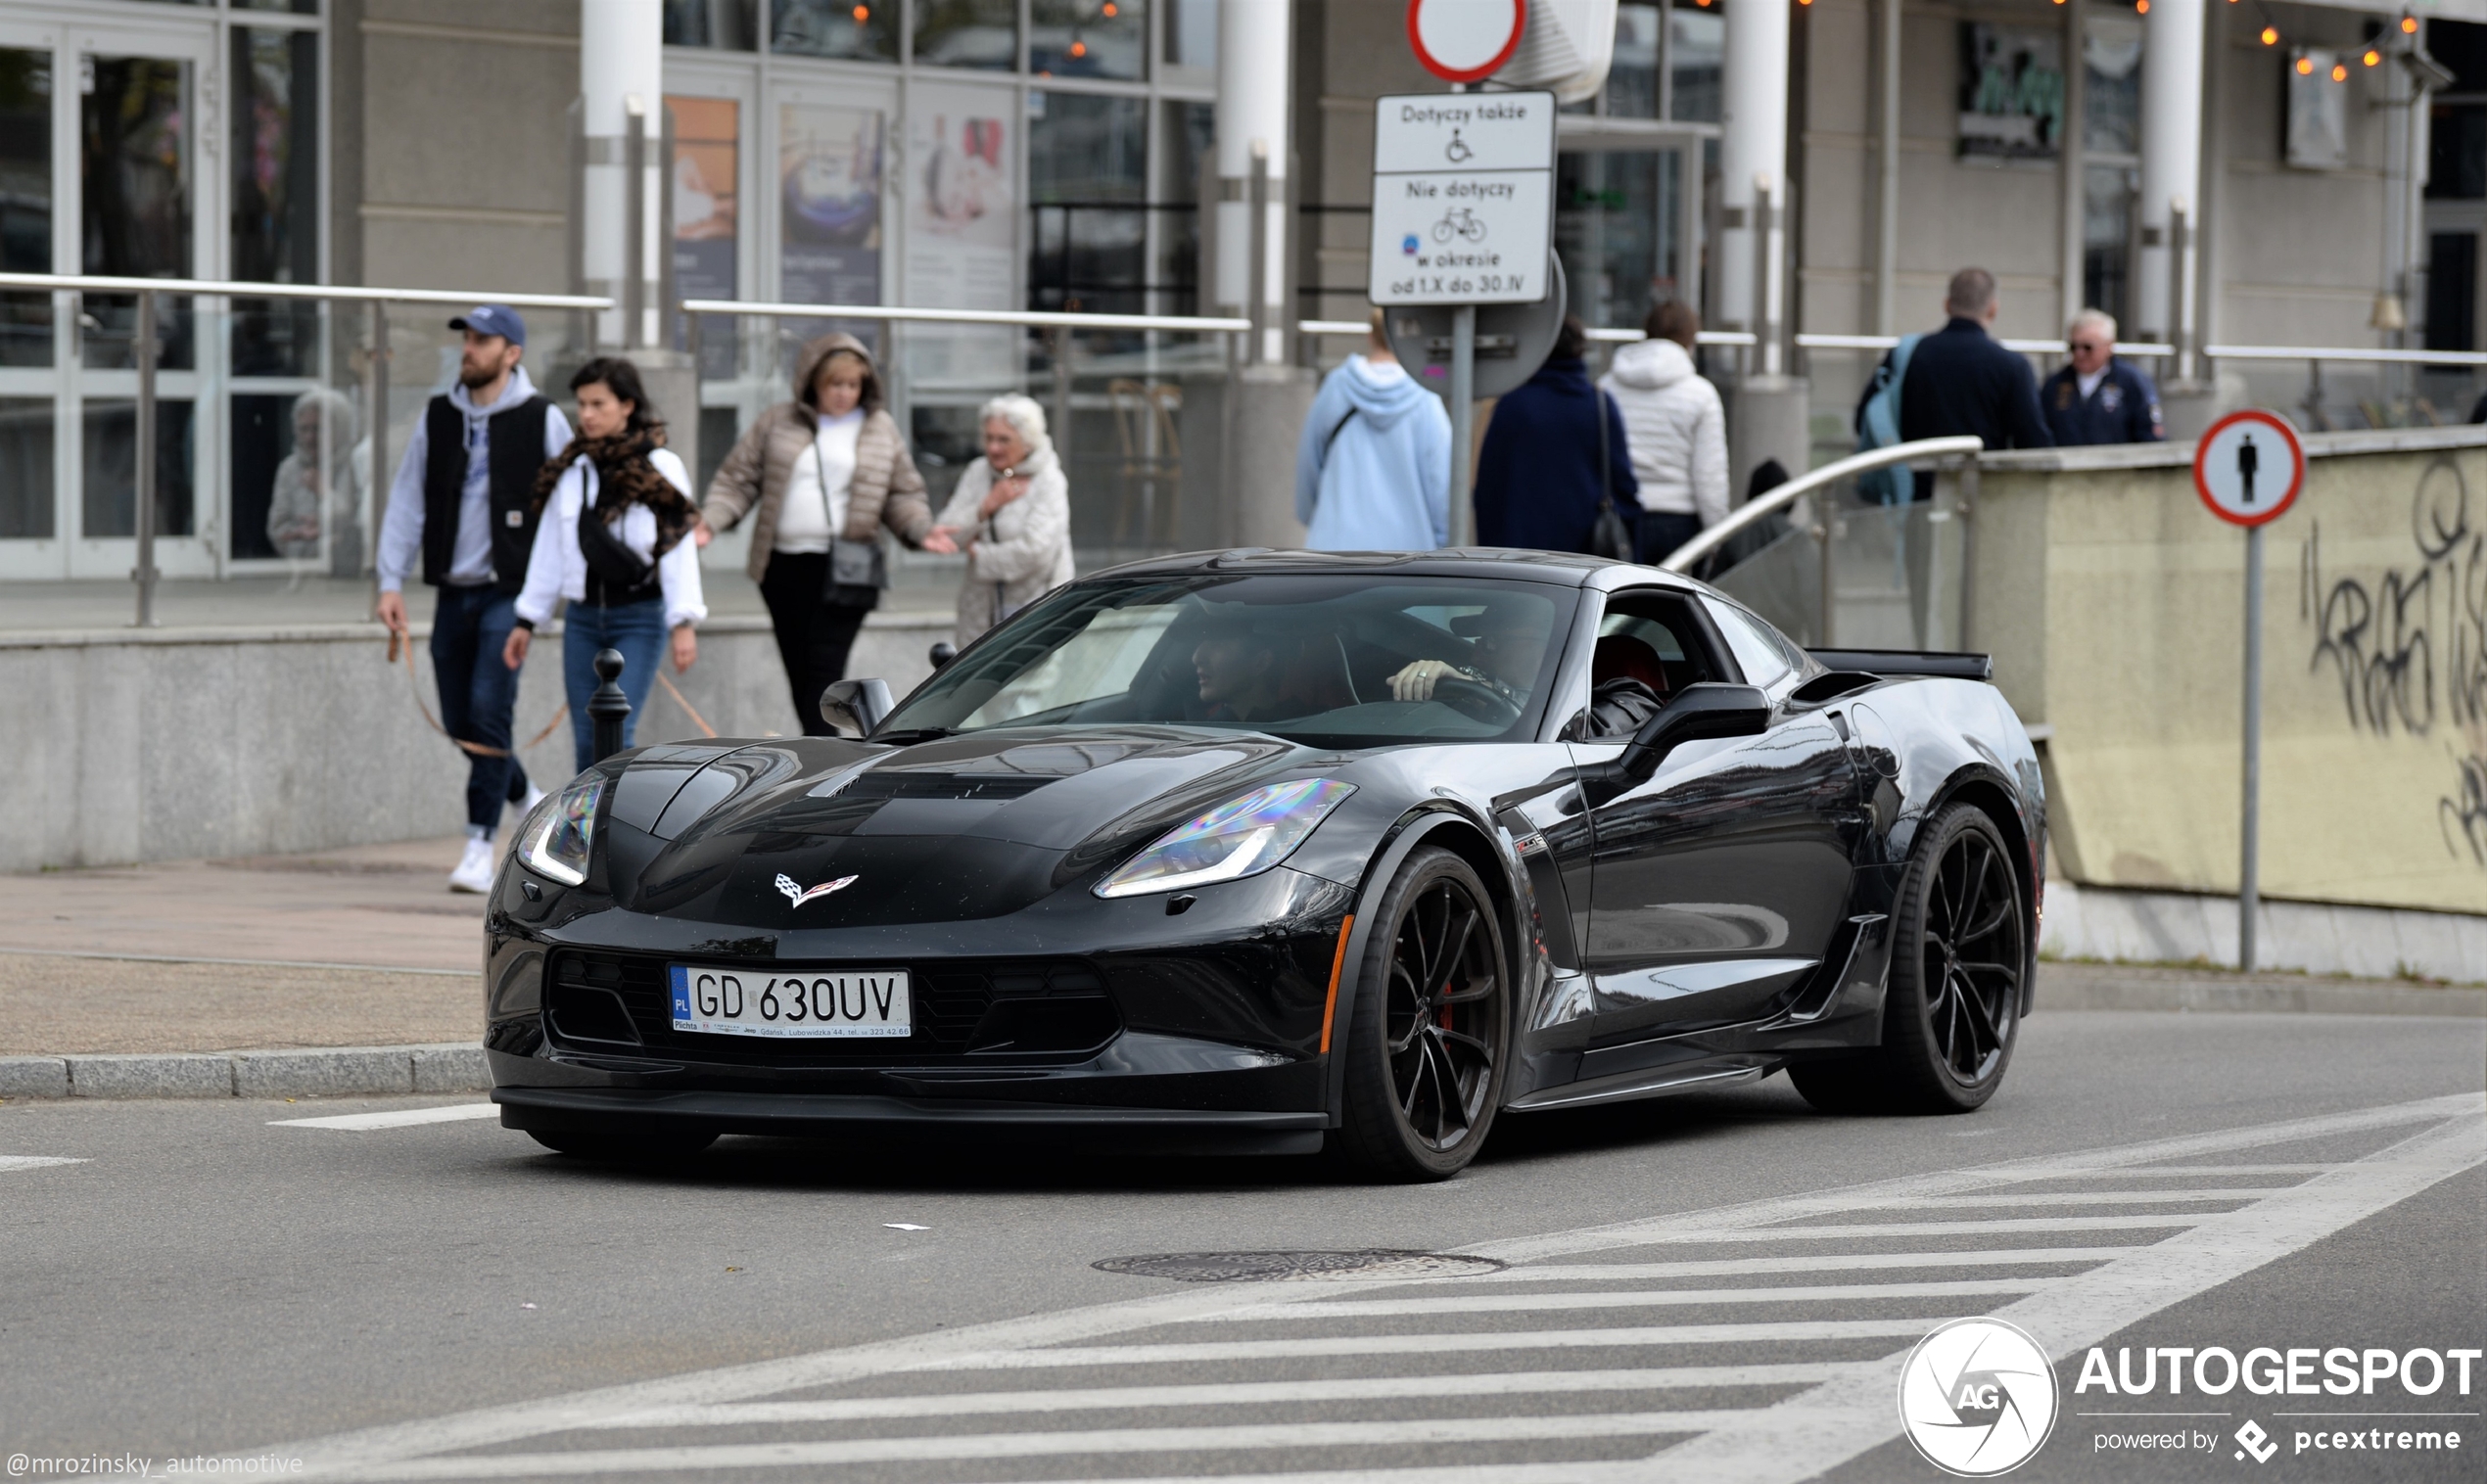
left=1369, top=90, right=1555, bottom=306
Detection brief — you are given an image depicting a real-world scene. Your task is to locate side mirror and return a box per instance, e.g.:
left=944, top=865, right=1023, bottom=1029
left=1615, top=682, right=1772, bottom=783
left=929, top=641, right=957, bottom=671
left=820, top=677, right=896, bottom=738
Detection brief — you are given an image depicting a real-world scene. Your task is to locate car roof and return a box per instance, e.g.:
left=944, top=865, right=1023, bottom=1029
left=1080, top=547, right=1710, bottom=593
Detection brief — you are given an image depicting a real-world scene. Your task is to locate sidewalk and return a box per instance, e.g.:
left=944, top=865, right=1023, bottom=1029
left=5, top=838, right=2481, bottom=1069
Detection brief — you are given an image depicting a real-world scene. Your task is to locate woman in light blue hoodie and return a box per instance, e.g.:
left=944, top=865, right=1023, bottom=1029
left=1293, top=311, right=1453, bottom=551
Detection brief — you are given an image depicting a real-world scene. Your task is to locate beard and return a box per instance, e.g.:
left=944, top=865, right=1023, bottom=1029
left=458, top=359, right=502, bottom=390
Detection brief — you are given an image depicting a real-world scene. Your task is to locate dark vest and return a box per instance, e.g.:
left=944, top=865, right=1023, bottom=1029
left=420, top=393, right=550, bottom=592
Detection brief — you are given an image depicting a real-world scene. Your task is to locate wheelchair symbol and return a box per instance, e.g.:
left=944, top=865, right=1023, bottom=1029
left=1444, top=128, right=1474, bottom=163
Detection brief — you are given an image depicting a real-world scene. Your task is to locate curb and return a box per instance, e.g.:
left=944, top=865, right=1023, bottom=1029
left=2041, top=974, right=2487, bottom=1018
left=0, top=1043, right=489, bottom=1100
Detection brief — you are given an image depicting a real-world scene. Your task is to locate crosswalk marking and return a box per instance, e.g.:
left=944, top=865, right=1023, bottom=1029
left=0, top=1155, right=84, bottom=1173
left=272, top=1104, right=499, bottom=1132
left=604, top=1366, right=1873, bottom=1427
left=231, top=1090, right=2481, bottom=1484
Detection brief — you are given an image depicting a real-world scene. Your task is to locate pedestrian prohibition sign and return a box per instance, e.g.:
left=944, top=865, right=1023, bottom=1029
left=2192, top=409, right=2305, bottom=527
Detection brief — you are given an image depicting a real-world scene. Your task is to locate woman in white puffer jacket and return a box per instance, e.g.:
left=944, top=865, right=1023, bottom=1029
left=1599, top=301, right=1729, bottom=565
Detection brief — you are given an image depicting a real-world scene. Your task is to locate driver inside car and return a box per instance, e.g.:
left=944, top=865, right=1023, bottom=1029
left=1193, top=624, right=1290, bottom=723
left=1387, top=599, right=1551, bottom=708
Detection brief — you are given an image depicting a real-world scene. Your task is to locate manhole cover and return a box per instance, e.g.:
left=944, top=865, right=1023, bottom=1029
left=1092, top=1249, right=1507, bottom=1283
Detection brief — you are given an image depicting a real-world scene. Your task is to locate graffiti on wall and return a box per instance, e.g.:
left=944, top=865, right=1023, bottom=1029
left=2298, top=456, right=2487, bottom=865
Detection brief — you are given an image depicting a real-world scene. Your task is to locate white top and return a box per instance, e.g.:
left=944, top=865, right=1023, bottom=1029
left=773, top=410, right=863, bottom=554
left=2076, top=366, right=2110, bottom=400
left=513, top=446, right=709, bottom=633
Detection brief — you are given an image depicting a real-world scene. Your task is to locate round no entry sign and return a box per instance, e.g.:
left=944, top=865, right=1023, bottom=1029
left=1407, top=0, right=1527, bottom=83
left=2192, top=409, right=2305, bottom=527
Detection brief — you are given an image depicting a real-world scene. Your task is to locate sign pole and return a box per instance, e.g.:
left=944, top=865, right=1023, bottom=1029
left=1449, top=303, right=1476, bottom=546
left=2239, top=523, right=2264, bottom=972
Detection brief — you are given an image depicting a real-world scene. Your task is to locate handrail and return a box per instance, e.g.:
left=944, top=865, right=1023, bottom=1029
left=2201, top=343, right=2487, bottom=367
left=0, top=271, right=611, bottom=310
left=1297, top=318, right=1757, bottom=348
left=1796, top=332, right=2176, bottom=358
left=681, top=297, right=1249, bottom=334
left=1660, top=436, right=1986, bottom=575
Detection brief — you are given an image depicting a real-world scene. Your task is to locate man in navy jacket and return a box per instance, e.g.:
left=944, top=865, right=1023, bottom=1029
left=1858, top=267, right=2053, bottom=455
left=2040, top=308, right=2167, bottom=445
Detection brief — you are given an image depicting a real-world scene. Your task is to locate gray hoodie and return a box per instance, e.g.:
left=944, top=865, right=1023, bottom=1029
left=1600, top=337, right=1730, bottom=528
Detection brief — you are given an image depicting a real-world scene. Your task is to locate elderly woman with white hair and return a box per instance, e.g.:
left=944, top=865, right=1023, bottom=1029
left=264, top=388, right=366, bottom=573
left=922, top=393, right=1074, bottom=646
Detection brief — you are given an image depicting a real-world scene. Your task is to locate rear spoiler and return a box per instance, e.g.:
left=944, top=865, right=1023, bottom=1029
left=1806, top=648, right=1994, bottom=682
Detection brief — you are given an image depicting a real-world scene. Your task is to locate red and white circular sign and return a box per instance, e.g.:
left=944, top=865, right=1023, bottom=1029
left=1407, top=0, right=1528, bottom=83
left=2192, top=409, right=2305, bottom=527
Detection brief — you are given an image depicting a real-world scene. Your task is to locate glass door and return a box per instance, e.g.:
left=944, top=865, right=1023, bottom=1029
left=66, top=19, right=216, bottom=580
left=0, top=20, right=61, bottom=578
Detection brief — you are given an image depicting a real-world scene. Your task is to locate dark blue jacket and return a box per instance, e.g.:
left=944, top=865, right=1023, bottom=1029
left=1474, top=357, right=1638, bottom=553
left=2040, top=359, right=2166, bottom=445
left=1857, top=316, right=2053, bottom=451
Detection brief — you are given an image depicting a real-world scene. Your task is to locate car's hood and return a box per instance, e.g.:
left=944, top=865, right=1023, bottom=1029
left=605, top=727, right=1317, bottom=928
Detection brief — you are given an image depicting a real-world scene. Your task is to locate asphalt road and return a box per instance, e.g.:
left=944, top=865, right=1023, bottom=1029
left=0, top=1009, right=2479, bottom=1484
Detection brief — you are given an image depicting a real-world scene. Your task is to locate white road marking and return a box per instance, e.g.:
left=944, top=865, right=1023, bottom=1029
left=0, top=1155, right=86, bottom=1173
left=921, top=1320, right=1959, bottom=1370
left=611, top=1367, right=1869, bottom=1425
left=271, top=1105, right=500, bottom=1132
left=1203, top=1278, right=2054, bottom=1319
left=336, top=1412, right=1885, bottom=1481
left=1832, top=1187, right=2294, bottom=1207
left=229, top=1090, right=2479, bottom=1484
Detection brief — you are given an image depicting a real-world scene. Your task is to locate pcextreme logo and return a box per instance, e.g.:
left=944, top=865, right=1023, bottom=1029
left=1898, top=1318, right=2061, bottom=1476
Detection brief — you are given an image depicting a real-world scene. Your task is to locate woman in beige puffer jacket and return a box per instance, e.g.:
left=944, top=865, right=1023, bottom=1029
left=700, top=332, right=932, bottom=733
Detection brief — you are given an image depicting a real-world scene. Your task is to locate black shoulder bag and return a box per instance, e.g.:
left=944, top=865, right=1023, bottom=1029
left=812, top=432, right=889, bottom=608
left=576, top=468, right=660, bottom=604
left=1587, top=387, right=1635, bottom=562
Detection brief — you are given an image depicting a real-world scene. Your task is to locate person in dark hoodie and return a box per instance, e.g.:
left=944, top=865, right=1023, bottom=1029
left=1294, top=308, right=1452, bottom=549
left=1473, top=315, right=1637, bottom=554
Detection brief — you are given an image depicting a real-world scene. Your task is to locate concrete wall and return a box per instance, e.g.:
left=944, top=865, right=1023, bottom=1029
left=1975, top=426, right=2487, bottom=919
left=0, top=614, right=947, bottom=874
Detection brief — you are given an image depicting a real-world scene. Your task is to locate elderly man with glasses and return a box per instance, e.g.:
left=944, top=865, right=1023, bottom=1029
left=2040, top=309, right=2166, bottom=446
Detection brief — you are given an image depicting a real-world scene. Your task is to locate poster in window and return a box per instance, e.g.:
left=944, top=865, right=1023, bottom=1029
left=905, top=83, right=1015, bottom=389
left=669, top=95, right=738, bottom=379
left=2286, top=50, right=2348, bottom=169
left=778, top=102, right=884, bottom=355
left=1957, top=23, right=2065, bottom=162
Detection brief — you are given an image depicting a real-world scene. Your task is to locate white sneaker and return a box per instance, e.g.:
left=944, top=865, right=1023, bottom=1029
left=520, top=783, right=546, bottom=816
left=448, top=835, right=498, bottom=895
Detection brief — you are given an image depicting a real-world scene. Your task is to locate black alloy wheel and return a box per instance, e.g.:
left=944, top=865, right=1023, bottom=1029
left=1335, top=845, right=1511, bottom=1181
left=1789, top=802, right=2027, bottom=1115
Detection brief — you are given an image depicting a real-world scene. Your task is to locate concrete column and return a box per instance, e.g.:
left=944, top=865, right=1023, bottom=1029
left=2135, top=0, right=2203, bottom=345
left=1215, top=0, right=1310, bottom=549
left=1216, top=0, right=1290, bottom=365
left=1718, top=0, right=1790, bottom=339
left=581, top=0, right=665, bottom=349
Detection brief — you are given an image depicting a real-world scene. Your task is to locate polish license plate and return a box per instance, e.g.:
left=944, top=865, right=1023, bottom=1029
left=667, top=965, right=912, bottom=1039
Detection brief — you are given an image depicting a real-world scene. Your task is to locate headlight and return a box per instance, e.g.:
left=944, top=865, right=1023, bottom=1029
left=1094, top=778, right=1355, bottom=899
left=515, top=777, right=606, bottom=887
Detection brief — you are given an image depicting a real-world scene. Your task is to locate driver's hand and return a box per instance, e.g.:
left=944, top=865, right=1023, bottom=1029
left=1389, top=659, right=1457, bottom=702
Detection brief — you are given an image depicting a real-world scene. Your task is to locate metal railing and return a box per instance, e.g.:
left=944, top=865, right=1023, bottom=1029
left=1297, top=318, right=1760, bottom=349
left=1665, top=436, right=1987, bottom=649
left=0, top=271, right=614, bottom=627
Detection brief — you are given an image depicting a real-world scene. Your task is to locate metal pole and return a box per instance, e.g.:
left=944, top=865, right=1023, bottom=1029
left=1052, top=323, right=1073, bottom=485
left=589, top=647, right=633, bottom=763
left=2239, top=522, right=2264, bottom=971
left=2169, top=198, right=2191, bottom=384
left=1449, top=304, right=1477, bottom=548
left=133, top=288, right=159, bottom=627
left=1815, top=506, right=1835, bottom=646
left=1247, top=142, right=1269, bottom=366
left=625, top=97, right=647, bottom=349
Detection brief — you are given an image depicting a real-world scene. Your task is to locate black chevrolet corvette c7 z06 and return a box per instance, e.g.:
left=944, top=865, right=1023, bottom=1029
left=483, top=549, right=2044, bottom=1181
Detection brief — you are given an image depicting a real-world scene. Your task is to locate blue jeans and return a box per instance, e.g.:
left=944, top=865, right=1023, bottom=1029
left=562, top=597, right=669, bottom=773
left=428, top=583, right=533, bottom=833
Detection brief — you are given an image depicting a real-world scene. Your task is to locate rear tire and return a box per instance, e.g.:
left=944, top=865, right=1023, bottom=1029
left=526, top=1128, right=718, bottom=1163
left=1789, top=802, right=2027, bottom=1115
left=1333, top=846, right=1511, bottom=1182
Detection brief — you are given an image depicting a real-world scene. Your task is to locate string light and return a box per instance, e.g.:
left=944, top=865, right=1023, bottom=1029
left=2402, top=14, right=2420, bottom=31
left=2332, top=61, right=2349, bottom=79
left=1070, top=38, right=1088, bottom=56
left=2365, top=48, right=2383, bottom=65
left=2296, top=54, right=2315, bottom=73
left=2135, top=0, right=2148, bottom=12
left=1102, top=1, right=1117, bottom=14
left=851, top=3, right=868, bottom=19
left=2260, top=25, right=2278, bottom=43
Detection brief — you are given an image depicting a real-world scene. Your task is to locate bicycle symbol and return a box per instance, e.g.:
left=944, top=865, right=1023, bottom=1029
left=1431, top=207, right=1488, bottom=244
left=1444, top=128, right=1474, bottom=163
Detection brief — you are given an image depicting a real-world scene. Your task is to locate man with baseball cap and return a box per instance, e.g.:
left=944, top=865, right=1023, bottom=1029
left=375, top=305, right=574, bottom=893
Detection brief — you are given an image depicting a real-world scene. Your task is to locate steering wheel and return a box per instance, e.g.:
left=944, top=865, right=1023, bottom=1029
left=1430, top=674, right=1524, bottom=726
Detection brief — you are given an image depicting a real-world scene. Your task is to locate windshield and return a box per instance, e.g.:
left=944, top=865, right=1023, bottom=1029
left=880, top=575, right=1578, bottom=746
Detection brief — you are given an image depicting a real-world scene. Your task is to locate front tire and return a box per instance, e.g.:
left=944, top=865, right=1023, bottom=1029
left=1790, top=802, right=2028, bottom=1115
left=1333, top=846, right=1511, bottom=1182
